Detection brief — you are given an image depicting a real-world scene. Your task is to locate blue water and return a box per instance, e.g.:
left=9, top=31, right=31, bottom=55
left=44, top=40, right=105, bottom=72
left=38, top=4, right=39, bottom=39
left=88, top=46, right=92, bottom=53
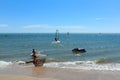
left=0, top=33, right=120, bottom=70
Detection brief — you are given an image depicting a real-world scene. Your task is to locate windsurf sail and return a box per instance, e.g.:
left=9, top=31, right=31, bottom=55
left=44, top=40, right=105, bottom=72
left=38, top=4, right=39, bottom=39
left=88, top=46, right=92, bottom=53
left=55, top=30, right=59, bottom=41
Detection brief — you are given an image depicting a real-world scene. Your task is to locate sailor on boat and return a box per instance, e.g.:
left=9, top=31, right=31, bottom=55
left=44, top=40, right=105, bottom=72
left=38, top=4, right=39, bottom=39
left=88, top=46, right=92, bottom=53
left=55, top=37, right=59, bottom=41
left=52, top=30, right=60, bottom=43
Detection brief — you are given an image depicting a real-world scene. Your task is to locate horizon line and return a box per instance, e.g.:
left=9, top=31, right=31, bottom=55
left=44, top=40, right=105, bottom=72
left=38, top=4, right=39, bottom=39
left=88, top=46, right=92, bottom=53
left=0, top=32, right=120, bottom=34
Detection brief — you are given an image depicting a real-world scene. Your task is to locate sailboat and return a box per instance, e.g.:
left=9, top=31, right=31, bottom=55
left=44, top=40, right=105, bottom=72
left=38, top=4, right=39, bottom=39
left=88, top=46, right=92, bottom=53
left=52, top=30, right=60, bottom=44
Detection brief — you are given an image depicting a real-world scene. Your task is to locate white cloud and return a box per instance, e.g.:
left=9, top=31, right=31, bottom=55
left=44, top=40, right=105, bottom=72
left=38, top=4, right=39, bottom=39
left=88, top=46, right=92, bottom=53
left=23, top=24, right=85, bottom=29
left=56, top=25, right=85, bottom=29
left=23, top=24, right=49, bottom=28
left=22, top=24, right=86, bottom=33
left=96, top=18, right=104, bottom=20
left=0, top=24, right=8, bottom=28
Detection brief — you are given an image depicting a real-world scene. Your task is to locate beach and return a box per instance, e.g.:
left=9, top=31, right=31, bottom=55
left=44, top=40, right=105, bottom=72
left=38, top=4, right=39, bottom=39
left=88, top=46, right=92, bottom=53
left=0, top=74, right=57, bottom=80
left=0, top=0, right=120, bottom=79
left=0, top=65, right=120, bottom=80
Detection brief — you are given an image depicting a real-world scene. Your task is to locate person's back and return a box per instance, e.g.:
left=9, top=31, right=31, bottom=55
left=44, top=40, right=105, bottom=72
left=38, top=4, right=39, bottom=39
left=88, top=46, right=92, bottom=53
left=32, top=49, right=37, bottom=59
left=32, top=49, right=38, bottom=66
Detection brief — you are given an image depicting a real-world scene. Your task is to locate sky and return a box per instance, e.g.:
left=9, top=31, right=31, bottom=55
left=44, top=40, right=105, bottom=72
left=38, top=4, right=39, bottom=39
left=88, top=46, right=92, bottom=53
left=0, top=0, right=120, bottom=33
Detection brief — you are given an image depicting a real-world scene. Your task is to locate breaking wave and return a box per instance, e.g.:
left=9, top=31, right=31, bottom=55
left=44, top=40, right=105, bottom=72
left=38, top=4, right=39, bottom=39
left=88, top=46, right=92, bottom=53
left=44, top=60, right=120, bottom=71
left=0, top=61, right=12, bottom=68
left=0, top=60, right=26, bottom=68
left=1, top=57, right=120, bottom=71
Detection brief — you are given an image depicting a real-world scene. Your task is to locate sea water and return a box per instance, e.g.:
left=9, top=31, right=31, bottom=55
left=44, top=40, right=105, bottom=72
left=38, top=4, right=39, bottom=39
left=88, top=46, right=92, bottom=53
left=0, top=33, right=120, bottom=71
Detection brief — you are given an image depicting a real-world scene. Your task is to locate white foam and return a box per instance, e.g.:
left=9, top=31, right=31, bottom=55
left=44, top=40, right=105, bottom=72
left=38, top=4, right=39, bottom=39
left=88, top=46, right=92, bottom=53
left=0, top=61, right=12, bottom=68
left=44, top=61, right=120, bottom=71
left=52, top=41, right=60, bottom=44
left=14, top=61, right=26, bottom=65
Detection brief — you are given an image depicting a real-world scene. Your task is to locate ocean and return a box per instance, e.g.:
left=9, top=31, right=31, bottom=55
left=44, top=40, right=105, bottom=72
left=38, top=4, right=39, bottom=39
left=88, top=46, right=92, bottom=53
left=0, top=33, right=120, bottom=71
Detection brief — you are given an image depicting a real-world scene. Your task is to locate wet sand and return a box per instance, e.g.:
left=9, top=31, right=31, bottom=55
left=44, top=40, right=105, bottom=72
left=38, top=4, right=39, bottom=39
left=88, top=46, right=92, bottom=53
left=0, top=74, right=57, bottom=80
left=0, top=65, right=120, bottom=80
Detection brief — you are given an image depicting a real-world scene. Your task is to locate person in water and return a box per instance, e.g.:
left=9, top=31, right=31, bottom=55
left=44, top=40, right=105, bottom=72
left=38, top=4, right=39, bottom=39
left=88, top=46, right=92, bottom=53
left=32, top=49, right=46, bottom=67
left=32, top=49, right=41, bottom=66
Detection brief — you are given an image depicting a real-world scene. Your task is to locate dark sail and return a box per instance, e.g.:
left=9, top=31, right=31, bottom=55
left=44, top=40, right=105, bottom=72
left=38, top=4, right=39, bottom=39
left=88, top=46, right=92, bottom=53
left=55, top=30, right=59, bottom=41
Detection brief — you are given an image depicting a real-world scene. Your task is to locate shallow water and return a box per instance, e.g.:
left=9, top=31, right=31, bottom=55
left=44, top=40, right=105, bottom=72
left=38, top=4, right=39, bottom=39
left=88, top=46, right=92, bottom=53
left=0, top=33, right=120, bottom=71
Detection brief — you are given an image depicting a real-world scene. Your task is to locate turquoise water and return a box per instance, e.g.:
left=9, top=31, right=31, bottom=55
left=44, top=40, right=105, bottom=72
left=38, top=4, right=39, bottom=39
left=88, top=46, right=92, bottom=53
left=0, top=33, right=120, bottom=70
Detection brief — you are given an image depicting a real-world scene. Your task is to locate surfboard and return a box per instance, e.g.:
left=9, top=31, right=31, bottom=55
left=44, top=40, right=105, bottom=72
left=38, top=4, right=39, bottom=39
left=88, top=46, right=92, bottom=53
left=31, top=52, right=47, bottom=58
left=52, top=40, right=60, bottom=44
